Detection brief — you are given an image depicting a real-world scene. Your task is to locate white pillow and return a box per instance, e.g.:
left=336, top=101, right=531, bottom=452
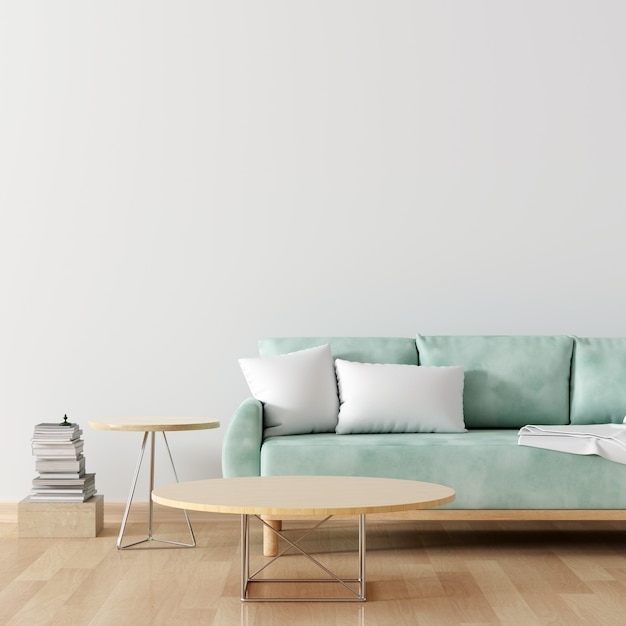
left=335, top=359, right=466, bottom=434
left=239, top=344, right=339, bottom=437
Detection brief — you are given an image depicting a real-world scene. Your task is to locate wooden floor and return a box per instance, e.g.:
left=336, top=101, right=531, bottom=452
left=3, top=514, right=626, bottom=625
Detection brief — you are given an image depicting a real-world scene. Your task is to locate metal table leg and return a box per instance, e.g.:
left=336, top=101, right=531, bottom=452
left=117, top=431, right=196, bottom=550
left=240, top=513, right=366, bottom=602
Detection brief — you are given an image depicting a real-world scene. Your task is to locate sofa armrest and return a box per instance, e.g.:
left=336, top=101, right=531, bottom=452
left=221, top=397, right=263, bottom=477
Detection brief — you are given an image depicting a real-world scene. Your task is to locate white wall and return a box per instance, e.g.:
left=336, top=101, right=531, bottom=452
left=2, top=1, right=626, bottom=502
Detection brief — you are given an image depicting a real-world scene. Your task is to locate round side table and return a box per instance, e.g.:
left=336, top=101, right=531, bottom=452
left=88, top=417, right=219, bottom=549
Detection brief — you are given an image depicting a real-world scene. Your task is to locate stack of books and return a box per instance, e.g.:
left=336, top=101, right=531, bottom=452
left=31, top=418, right=97, bottom=502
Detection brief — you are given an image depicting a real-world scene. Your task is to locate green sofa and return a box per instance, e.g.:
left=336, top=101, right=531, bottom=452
left=223, top=336, right=626, bottom=553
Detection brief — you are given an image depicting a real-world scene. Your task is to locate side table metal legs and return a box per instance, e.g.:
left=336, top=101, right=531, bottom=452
left=117, top=431, right=196, bottom=550
left=240, top=513, right=366, bottom=602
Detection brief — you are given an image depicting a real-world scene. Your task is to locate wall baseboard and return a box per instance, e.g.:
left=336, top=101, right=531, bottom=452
left=0, top=500, right=230, bottom=525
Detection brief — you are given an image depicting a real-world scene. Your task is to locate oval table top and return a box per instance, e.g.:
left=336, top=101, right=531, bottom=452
left=152, top=476, right=455, bottom=517
left=88, top=417, right=220, bottom=432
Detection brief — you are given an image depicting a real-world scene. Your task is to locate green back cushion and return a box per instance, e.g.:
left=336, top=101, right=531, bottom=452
left=416, top=335, right=573, bottom=428
left=259, top=337, right=417, bottom=365
left=571, top=337, right=626, bottom=424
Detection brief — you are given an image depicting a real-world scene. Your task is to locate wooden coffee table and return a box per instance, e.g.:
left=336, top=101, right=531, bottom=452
left=89, top=417, right=219, bottom=550
left=152, top=475, right=455, bottom=601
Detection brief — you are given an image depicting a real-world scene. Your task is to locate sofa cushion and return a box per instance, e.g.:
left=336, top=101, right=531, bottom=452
left=259, top=337, right=418, bottom=365
left=260, top=430, right=626, bottom=509
left=571, top=337, right=626, bottom=424
left=416, top=335, right=573, bottom=428
left=334, top=360, right=466, bottom=434
left=239, top=344, right=339, bottom=437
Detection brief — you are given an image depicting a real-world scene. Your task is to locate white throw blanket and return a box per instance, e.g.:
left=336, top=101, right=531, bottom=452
left=518, top=420, right=626, bottom=465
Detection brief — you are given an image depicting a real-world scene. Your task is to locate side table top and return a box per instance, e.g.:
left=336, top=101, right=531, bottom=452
left=88, top=417, right=220, bottom=432
left=152, top=476, right=455, bottom=516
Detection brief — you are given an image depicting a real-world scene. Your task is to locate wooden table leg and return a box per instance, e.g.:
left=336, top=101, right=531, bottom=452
left=262, top=518, right=282, bottom=556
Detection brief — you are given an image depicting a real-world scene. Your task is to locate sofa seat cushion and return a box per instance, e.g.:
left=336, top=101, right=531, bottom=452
left=260, top=431, right=626, bottom=510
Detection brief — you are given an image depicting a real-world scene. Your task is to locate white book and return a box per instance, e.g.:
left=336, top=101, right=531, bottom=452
left=29, top=490, right=97, bottom=503
left=36, top=471, right=86, bottom=480
left=35, top=456, right=86, bottom=472
left=33, top=473, right=95, bottom=487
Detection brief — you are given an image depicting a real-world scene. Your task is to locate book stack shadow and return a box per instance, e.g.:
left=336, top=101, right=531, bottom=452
left=31, top=419, right=97, bottom=502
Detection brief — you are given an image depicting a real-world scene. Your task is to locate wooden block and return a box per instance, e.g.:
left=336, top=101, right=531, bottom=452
left=18, top=494, right=104, bottom=538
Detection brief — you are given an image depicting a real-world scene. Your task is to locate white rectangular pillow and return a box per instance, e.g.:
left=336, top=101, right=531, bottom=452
left=239, top=344, right=339, bottom=437
left=335, top=359, right=466, bottom=434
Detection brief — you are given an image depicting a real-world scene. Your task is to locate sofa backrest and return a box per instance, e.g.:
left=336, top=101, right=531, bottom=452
left=258, top=335, right=609, bottom=430
left=417, top=335, right=574, bottom=428
left=259, top=337, right=418, bottom=365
